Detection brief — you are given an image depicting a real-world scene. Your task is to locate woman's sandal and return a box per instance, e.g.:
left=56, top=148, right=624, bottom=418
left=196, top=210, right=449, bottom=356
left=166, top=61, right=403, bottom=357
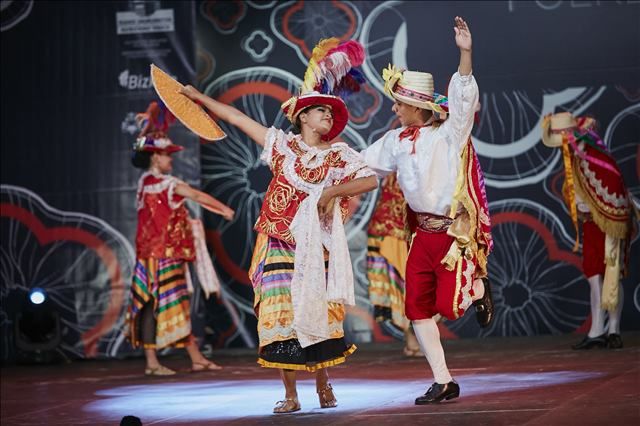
left=190, top=360, right=223, bottom=372
left=273, top=397, right=301, bottom=414
left=403, top=346, right=424, bottom=358
left=144, top=365, right=176, bottom=376
left=317, top=383, right=338, bottom=408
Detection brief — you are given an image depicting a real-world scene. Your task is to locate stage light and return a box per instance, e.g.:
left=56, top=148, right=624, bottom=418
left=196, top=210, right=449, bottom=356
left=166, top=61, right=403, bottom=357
left=14, top=288, right=61, bottom=364
left=29, top=288, right=46, bottom=305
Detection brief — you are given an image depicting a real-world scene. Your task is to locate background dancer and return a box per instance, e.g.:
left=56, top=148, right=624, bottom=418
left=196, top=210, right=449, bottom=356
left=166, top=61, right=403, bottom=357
left=127, top=101, right=234, bottom=376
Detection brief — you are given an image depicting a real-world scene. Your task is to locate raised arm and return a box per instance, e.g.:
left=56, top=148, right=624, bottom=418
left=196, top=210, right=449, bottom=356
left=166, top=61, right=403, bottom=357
left=443, top=16, right=478, bottom=146
left=179, top=85, right=268, bottom=146
left=175, top=182, right=235, bottom=220
left=454, top=16, right=472, bottom=76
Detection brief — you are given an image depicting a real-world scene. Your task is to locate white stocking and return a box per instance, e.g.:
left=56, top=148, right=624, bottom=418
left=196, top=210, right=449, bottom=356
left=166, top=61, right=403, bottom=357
left=607, top=281, right=623, bottom=335
left=412, top=318, right=452, bottom=384
left=587, top=275, right=605, bottom=338
left=471, top=278, right=484, bottom=302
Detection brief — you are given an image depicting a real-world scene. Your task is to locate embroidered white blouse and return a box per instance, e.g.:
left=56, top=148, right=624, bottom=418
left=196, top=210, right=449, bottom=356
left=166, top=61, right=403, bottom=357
left=362, top=71, right=479, bottom=216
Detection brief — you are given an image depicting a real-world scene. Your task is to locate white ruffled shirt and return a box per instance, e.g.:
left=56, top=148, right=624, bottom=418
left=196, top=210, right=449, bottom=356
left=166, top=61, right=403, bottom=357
left=362, top=72, right=479, bottom=216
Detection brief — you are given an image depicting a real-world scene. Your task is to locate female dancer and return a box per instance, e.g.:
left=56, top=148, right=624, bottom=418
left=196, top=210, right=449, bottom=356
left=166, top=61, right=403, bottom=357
left=179, top=38, right=377, bottom=412
left=128, top=101, right=234, bottom=375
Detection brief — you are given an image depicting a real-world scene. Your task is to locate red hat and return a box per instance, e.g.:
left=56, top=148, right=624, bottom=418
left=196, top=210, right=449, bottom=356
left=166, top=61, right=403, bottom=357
left=281, top=92, right=348, bottom=142
left=133, top=101, right=184, bottom=153
left=280, top=38, right=365, bottom=142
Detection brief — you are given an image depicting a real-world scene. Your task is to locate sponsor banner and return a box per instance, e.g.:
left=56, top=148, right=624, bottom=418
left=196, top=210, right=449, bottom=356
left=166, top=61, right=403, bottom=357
left=116, top=8, right=175, bottom=35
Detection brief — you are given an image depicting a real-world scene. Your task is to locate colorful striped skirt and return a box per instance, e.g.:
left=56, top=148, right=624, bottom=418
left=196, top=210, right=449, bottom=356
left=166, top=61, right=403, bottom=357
left=249, top=233, right=356, bottom=371
left=367, top=235, right=410, bottom=331
left=127, top=258, right=192, bottom=349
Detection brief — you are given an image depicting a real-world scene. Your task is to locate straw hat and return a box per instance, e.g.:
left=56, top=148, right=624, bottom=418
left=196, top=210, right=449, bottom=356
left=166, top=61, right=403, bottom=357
left=541, top=112, right=596, bottom=148
left=382, top=64, right=449, bottom=114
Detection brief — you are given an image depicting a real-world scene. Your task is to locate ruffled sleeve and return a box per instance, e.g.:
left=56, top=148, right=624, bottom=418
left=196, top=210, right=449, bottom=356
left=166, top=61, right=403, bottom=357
left=260, top=126, right=285, bottom=171
left=337, top=145, right=377, bottom=183
left=167, top=176, right=186, bottom=210
left=360, top=129, right=400, bottom=178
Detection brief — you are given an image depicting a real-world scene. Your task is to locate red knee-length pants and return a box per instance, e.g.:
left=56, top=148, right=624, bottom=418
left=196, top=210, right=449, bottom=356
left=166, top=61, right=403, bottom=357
left=582, top=219, right=605, bottom=278
left=405, top=229, right=477, bottom=321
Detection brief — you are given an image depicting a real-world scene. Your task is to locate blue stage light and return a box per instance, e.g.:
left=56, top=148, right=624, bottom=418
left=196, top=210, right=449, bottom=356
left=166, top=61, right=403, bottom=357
left=29, top=288, right=46, bottom=305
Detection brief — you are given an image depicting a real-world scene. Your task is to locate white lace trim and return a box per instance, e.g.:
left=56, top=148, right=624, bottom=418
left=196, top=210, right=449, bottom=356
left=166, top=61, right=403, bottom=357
left=136, top=171, right=186, bottom=211
left=459, top=260, right=475, bottom=312
left=264, top=127, right=372, bottom=194
left=577, top=143, right=628, bottom=208
left=261, top=127, right=278, bottom=167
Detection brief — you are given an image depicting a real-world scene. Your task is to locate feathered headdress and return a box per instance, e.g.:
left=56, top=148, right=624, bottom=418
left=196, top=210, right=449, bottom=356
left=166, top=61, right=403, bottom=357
left=300, top=38, right=366, bottom=97
left=281, top=38, right=366, bottom=141
left=136, top=100, right=176, bottom=138
left=132, top=100, right=183, bottom=153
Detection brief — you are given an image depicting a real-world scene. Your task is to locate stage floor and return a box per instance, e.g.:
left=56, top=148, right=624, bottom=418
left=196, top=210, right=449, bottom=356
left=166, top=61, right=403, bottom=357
left=2, top=333, right=639, bottom=425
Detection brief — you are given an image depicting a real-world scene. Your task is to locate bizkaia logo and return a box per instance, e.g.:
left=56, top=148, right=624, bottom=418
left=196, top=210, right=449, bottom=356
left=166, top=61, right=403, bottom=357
left=118, top=69, right=152, bottom=90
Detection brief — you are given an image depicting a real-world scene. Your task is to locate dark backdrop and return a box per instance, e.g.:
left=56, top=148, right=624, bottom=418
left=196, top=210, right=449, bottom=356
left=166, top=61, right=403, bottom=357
left=1, top=1, right=638, bottom=362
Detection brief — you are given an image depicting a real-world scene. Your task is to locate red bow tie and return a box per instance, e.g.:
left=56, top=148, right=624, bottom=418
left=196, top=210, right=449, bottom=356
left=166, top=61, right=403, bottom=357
left=399, top=125, right=430, bottom=154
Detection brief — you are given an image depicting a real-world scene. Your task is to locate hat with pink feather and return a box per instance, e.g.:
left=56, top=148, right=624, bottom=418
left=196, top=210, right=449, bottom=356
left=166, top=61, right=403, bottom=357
left=281, top=38, right=366, bottom=141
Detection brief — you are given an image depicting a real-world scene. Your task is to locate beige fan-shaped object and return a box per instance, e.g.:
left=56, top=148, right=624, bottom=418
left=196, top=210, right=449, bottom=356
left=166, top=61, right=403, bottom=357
left=150, top=64, right=226, bottom=141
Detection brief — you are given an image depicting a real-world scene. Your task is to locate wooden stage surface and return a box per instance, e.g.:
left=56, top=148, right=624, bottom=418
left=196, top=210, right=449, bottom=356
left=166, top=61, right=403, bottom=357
left=2, top=333, right=639, bottom=425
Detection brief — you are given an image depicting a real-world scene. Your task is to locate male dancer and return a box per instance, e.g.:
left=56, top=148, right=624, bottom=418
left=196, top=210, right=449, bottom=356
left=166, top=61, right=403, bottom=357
left=363, top=16, right=494, bottom=404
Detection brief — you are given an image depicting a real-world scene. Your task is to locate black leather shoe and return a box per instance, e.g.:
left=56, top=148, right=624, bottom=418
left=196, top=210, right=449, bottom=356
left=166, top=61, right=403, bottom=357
left=472, top=278, right=494, bottom=328
left=607, top=333, right=623, bottom=349
left=415, top=381, right=460, bottom=405
left=571, top=334, right=607, bottom=350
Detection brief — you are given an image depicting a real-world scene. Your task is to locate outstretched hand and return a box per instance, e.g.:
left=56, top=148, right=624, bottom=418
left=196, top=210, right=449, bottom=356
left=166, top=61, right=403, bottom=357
left=454, top=16, right=472, bottom=51
left=222, top=207, right=235, bottom=221
left=179, top=85, right=203, bottom=102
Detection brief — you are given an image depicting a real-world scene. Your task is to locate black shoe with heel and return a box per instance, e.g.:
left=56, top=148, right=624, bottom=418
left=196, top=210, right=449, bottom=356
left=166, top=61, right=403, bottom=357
left=415, top=381, right=460, bottom=405
left=607, top=333, right=623, bottom=349
left=571, top=334, right=607, bottom=350
left=473, top=278, right=494, bottom=328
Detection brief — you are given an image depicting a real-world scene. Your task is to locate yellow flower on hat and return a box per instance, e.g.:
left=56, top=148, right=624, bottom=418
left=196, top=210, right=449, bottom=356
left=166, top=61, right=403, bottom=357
left=382, top=64, right=403, bottom=97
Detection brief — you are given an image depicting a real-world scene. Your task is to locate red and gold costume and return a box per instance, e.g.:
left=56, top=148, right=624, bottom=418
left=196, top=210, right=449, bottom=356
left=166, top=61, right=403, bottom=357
left=366, top=174, right=411, bottom=330
left=127, top=172, right=194, bottom=349
left=571, top=138, right=633, bottom=310
left=254, top=134, right=358, bottom=245
left=249, top=127, right=374, bottom=371
left=135, top=173, right=195, bottom=260
left=543, top=113, right=635, bottom=310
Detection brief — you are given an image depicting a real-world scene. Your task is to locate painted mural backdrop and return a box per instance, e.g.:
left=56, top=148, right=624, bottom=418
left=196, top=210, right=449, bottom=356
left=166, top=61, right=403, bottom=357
left=194, top=0, right=640, bottom=345
left=1, top=1, right=638, bottom=361
left=0, top=0, right=200, bottom=361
